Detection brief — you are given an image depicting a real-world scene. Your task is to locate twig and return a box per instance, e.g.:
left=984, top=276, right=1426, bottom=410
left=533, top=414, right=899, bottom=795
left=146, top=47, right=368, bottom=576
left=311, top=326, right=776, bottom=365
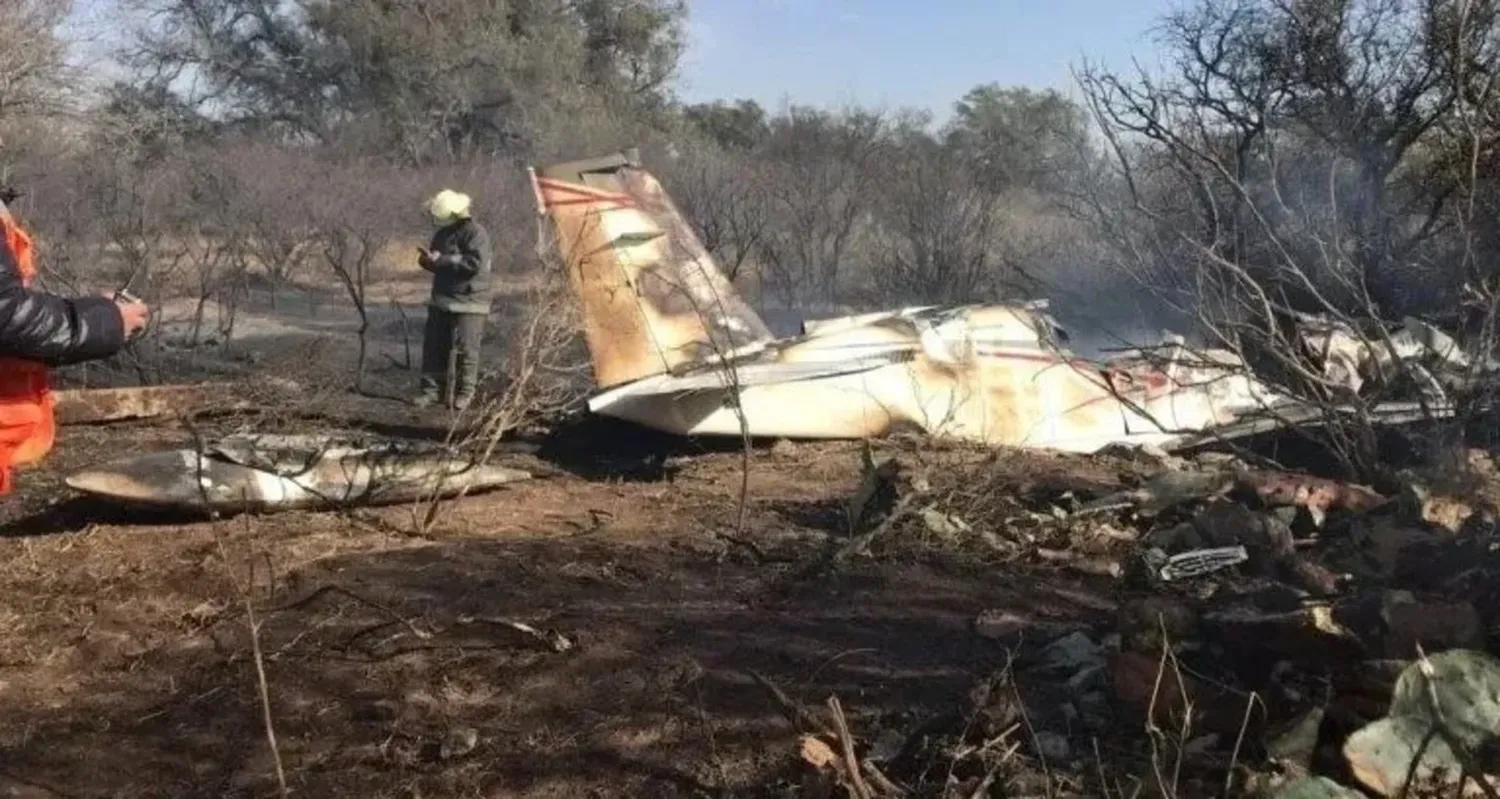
left=800, top=648, right=880, bottom=695
left=833, top=494, right=916, bottom=565
left=750, top=670, right=831, bottom=737
left=1223, top=691, right=1265, bottom=798
left=827, top=696, right=875, bottom=799
left=863, top=760, right=906, bottom=798
left=1011, top=672, right=1055, bottom=796
left=455, top=615, right=573, bottom=653
left=244, top=582, right=289, bottom=796
left=269, top=584, right=432, bottom=640
left=215, top=517, right=289, bottom=797
left=968, top=765, right=1002, bottom=799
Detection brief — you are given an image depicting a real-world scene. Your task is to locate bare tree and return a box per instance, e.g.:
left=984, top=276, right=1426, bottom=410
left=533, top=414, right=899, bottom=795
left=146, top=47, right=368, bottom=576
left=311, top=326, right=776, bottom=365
left=661, top=137, right=769, bottom=282
left=1073, top=0, right=1500, bottom=476
left=221, top=141, right=319, bottom=309
left=869, top=134, right=1007, bottom=304
left=303, top=157, right=408, bottom=391
left=0, top=0, right=77, bottom=125
left=757, top=107, right=888, bottom=306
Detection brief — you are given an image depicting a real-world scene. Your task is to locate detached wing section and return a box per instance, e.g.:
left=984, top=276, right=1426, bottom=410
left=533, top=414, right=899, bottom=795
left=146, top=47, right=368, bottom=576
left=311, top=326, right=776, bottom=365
left=533, top=152, right=776, bottom=389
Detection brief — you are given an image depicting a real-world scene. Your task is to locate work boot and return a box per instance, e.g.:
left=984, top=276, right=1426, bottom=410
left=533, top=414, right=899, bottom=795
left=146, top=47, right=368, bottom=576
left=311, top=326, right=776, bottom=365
left=450, top=393, right=474, bottom=411
left=412, top=392, right=442, bottom=409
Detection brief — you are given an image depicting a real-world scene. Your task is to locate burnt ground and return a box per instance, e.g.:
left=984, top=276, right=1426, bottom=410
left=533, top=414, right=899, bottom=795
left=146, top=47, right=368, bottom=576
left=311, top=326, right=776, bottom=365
left=0, top=410, right=1145, bottom=799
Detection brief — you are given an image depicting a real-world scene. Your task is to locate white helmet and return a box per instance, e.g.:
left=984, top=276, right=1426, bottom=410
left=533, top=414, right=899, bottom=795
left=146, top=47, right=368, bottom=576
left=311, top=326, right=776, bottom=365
left=426, top=189, right=472, bottom=226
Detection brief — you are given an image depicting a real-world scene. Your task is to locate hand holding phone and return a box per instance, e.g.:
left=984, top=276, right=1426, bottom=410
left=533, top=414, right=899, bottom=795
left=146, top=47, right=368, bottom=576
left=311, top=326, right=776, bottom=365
left=112, top=289, right=150, bottom=340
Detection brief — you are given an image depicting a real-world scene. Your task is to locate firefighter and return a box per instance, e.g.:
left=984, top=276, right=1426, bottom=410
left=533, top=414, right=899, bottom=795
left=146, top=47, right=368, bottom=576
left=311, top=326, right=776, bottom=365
left=0, top=194, right=150, bottom=495
left=414, top=189, right=493, bottom=410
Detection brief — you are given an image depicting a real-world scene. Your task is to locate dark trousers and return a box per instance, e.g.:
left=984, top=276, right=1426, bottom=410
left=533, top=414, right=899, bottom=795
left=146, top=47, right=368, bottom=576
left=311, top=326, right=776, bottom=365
left=420, top=308, right=486, bottom=399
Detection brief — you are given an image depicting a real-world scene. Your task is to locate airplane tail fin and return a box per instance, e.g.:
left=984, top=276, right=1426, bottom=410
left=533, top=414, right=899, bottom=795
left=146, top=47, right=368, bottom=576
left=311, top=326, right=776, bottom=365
left=531, top=149, right=774, bottom=389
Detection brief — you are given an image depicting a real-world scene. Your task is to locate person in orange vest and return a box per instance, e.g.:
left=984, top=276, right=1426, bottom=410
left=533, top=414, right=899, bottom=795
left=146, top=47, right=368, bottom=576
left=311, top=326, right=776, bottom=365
left=0, top=192, right=150, bottom=495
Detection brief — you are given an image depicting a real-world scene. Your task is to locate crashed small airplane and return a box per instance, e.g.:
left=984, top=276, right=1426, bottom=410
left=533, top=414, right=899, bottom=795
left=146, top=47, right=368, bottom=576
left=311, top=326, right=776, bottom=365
left=530, top=148, right=1452, bottom=453
left=64, top=434, right=532, bottom=513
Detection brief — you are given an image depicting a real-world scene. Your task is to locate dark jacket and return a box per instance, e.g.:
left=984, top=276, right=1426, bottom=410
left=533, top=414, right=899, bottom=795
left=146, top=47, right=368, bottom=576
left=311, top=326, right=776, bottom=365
left=422, top=217, right=494, bottom=314
left=0, top=207, right=125, bottom=366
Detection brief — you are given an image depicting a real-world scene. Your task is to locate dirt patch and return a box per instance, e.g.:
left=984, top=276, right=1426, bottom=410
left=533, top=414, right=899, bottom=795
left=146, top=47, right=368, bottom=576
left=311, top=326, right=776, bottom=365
left=0, top=421, right=1132, bottom=798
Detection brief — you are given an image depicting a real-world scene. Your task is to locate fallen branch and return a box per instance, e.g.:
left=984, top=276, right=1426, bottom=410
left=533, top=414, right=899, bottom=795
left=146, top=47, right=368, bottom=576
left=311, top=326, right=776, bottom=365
left=828, top=696, right=875, bottom=799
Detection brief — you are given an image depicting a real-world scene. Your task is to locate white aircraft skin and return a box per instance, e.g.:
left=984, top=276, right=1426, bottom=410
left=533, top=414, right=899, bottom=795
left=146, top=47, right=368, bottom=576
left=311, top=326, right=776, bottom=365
left=64, top=434, right=532, bottom=512
left=532, top=150, right=1359, bottom=454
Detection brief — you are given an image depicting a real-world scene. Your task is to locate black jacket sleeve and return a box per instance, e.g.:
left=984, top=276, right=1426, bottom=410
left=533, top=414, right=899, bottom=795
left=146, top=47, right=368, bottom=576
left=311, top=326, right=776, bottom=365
left=0, top=236, right=126, bottom=366
left=436, top=223, right=492, bottom=279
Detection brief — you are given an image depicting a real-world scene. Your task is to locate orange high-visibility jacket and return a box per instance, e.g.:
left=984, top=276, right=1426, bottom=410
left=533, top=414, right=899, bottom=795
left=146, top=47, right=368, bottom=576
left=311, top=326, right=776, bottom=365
left=0, top=212, right=54, bottom=495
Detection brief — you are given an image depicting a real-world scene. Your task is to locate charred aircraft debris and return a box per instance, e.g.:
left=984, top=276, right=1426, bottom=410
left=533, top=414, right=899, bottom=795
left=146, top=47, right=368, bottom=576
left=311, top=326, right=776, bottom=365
left=532, top=148, right=1485, bottom=453
left=64, top=434, right=532, bottom=514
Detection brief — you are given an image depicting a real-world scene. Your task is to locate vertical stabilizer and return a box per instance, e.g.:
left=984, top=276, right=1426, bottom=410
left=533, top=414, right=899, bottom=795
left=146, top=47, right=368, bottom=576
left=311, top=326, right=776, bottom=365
left=533, top=150, right=775, bottom=388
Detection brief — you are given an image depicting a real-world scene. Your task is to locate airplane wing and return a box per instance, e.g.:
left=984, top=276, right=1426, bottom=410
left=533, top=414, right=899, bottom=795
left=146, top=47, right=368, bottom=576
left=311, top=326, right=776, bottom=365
left=1162, top=400, right=1455, bottom=451
left=586, top=355, right=895, bottom=411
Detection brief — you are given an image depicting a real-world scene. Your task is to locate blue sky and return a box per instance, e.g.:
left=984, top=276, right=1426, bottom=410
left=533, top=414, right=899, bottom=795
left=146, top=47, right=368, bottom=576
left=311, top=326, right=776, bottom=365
left=678, top=0, right=1176, bottom=119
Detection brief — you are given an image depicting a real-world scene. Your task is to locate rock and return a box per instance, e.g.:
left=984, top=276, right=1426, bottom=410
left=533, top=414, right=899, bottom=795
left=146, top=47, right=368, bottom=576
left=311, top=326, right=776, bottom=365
left=1037, top=632, right=1106, bottom=676
left=1265, top=706, right=1325, bottom=770
left=1032, top=731, right=1071, bottom=762
left=1345, top=716, right=1478, bottom=796
left=1379, top=591, right=1483, bottom=659
left=1343, top=650, right=1500, bottom=796
left=1076, top=691, right=1111, bottom=730
left=1144, top=521, right=1204, bottom=552
left=1346, top=517, right=1439, bottom=580
left=1191, top=500, right=1295, bottom=560
left=865, top=729, right=905, bottom=763
left=439, top=726, right=479, bottom=760
left=1269, top=776, right=1366, bottom=798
